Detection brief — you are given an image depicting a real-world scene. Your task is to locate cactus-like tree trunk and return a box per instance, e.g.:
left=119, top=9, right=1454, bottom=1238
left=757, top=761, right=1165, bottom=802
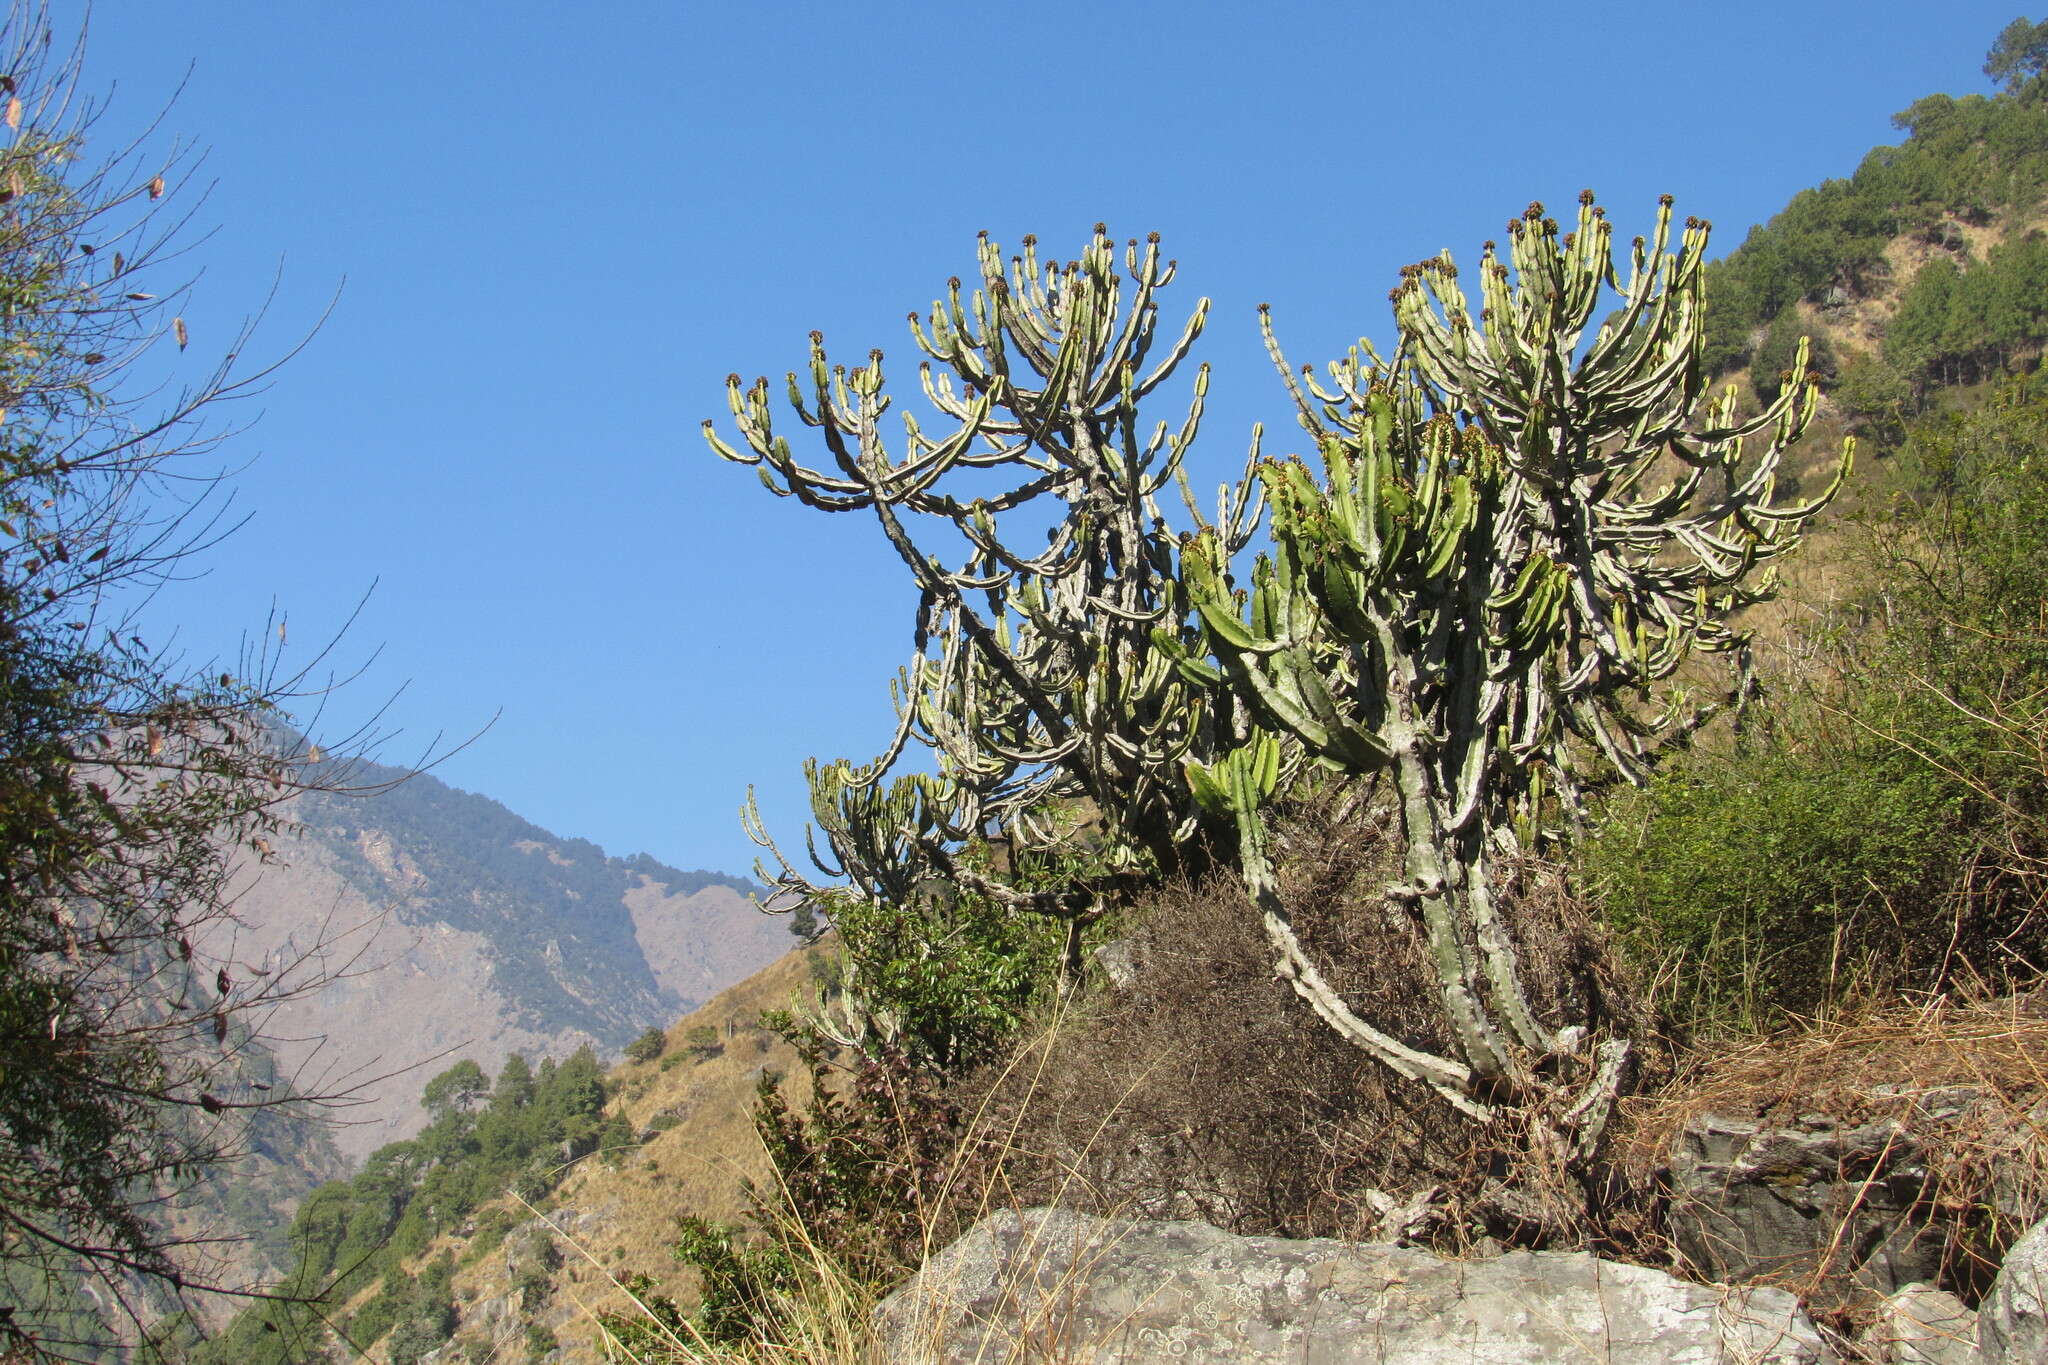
left=1176, top=195, right=1852, bottom=1158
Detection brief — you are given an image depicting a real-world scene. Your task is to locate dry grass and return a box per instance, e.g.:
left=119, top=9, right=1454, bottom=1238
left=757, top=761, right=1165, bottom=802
left=955, top=789, right=1645, bottom=1251
left=535, top=948, right=833, bottom=1360
left=568, top=1001, right=1162, bottom=1365
left=568, top=1200, right=877, bottom=1365
left=395, top=920, right=2048, bottom=1362
left=1624, top=993, right=2048, bottom=1151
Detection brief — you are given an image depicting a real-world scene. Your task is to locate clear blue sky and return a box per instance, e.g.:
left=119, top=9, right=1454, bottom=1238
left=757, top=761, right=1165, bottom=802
left=63, top=2, right=2024, bottom=879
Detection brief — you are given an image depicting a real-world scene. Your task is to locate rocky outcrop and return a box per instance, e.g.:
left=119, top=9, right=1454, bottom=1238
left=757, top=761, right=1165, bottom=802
left=1663, top=1089, right=2046, bottom=1313
left=1871, top=1283, right=1978, bottom=1364
left=1665, top=1110, right=1946, bottom=1304
left=873, top=1207, right=1833, bottom=1364
left=441, top=1201, right=617, bottom=1362
left=1979, top=1216, right=2048, bottom=1363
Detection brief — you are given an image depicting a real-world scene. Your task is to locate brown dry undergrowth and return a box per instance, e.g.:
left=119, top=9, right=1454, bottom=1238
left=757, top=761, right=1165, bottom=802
left=1624, top=994, right=2048, bottom=1151
left=577, top=994, right=2048, bottom=1363
left=954, top=788, right=1651, bottom=1252
left=582, top=991, right=1165, bottom=1365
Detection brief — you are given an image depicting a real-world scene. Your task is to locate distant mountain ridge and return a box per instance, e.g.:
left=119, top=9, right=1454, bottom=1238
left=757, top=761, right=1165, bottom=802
left=218, top=757, right=793, bottom=1160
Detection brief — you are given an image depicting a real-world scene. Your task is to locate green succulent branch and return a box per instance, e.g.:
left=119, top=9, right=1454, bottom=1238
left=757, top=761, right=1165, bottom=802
left=713, top=228, right=1267, bottom=979
left=1175, top=195, right=1851, bottom=1143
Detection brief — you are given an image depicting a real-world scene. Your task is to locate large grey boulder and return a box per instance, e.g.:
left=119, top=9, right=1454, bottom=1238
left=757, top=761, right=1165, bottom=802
left=873, top=1207, right=1832, bottom=1363
left=1979, top=1216, right=2048, bottom=1364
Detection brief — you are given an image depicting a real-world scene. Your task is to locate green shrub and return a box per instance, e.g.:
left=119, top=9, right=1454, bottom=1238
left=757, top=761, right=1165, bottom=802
left=624, top=1026, right=668, bottom=1064
left=596, top=1115, right=639, bottom=1167
left=812, top=871, right=1064, bottom=1074
left=512, top=1165, right=552, bottom=1205
left=514, top=1258, right=553, bottom=1314
left=1587, top=388, right=2048, bottom=1033
left=595, top=1275, right=694, bottom=1357
left=1834, top=349, right=1916, bottom=443
left=1585, top=734, right=1965, bottom=1032
left=807, top=946, right=844, bottom=994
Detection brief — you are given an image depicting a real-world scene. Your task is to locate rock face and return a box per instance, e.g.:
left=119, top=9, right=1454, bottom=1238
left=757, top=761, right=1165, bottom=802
left=1665, top=1111, right=1946, bottom=1304
left=1663, top=1094, right=2048, bottom=1316
left=1980, top=1216, right=2048, bottom=1364
left=435, top=1202, right=617, bottom=1364
left=873, top=1208, right=1833, bottom=1364
left=1872, top=1283, right=1978, bottom=1364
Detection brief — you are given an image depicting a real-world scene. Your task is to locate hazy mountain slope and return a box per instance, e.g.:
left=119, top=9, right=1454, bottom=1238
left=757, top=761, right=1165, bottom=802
left=155, top=1097, right=356, bottom=1333
left=1, top=1054, right=356, bottom=1358
left=189, top=943, right=826, bottom=1364
left=215, top=759, right=792, bottom=1160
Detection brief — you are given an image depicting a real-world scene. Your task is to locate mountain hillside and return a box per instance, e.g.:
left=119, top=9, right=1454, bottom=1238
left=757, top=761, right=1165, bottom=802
left=186, top=942, right=828, bottom=1365
left=217, top=757, right=795, bottom=1160
left=437, top=945, right=830, bottom=1364
left=1701, top=68, right=2048, bottom=422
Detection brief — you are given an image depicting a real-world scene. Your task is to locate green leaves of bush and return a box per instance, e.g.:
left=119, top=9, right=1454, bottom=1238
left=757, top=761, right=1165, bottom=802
left=1586, top=739, right=1965, bottom=1032
left=1586, top=389, right=2048, bottom=1033
left=624, top=1026, right=668, bottom=1064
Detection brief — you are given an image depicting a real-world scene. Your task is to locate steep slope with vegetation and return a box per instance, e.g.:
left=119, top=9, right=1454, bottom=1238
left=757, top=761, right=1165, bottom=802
left=183, top=1042, right=629, bottom=1364
left=180, top=944, right=827, bottom=1365
left=1586, top=389, right=2048, bottom=1034
left=1584, top=20, right=2048, bottom=1037
left=1704, top=17, right=2048, bottom=420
